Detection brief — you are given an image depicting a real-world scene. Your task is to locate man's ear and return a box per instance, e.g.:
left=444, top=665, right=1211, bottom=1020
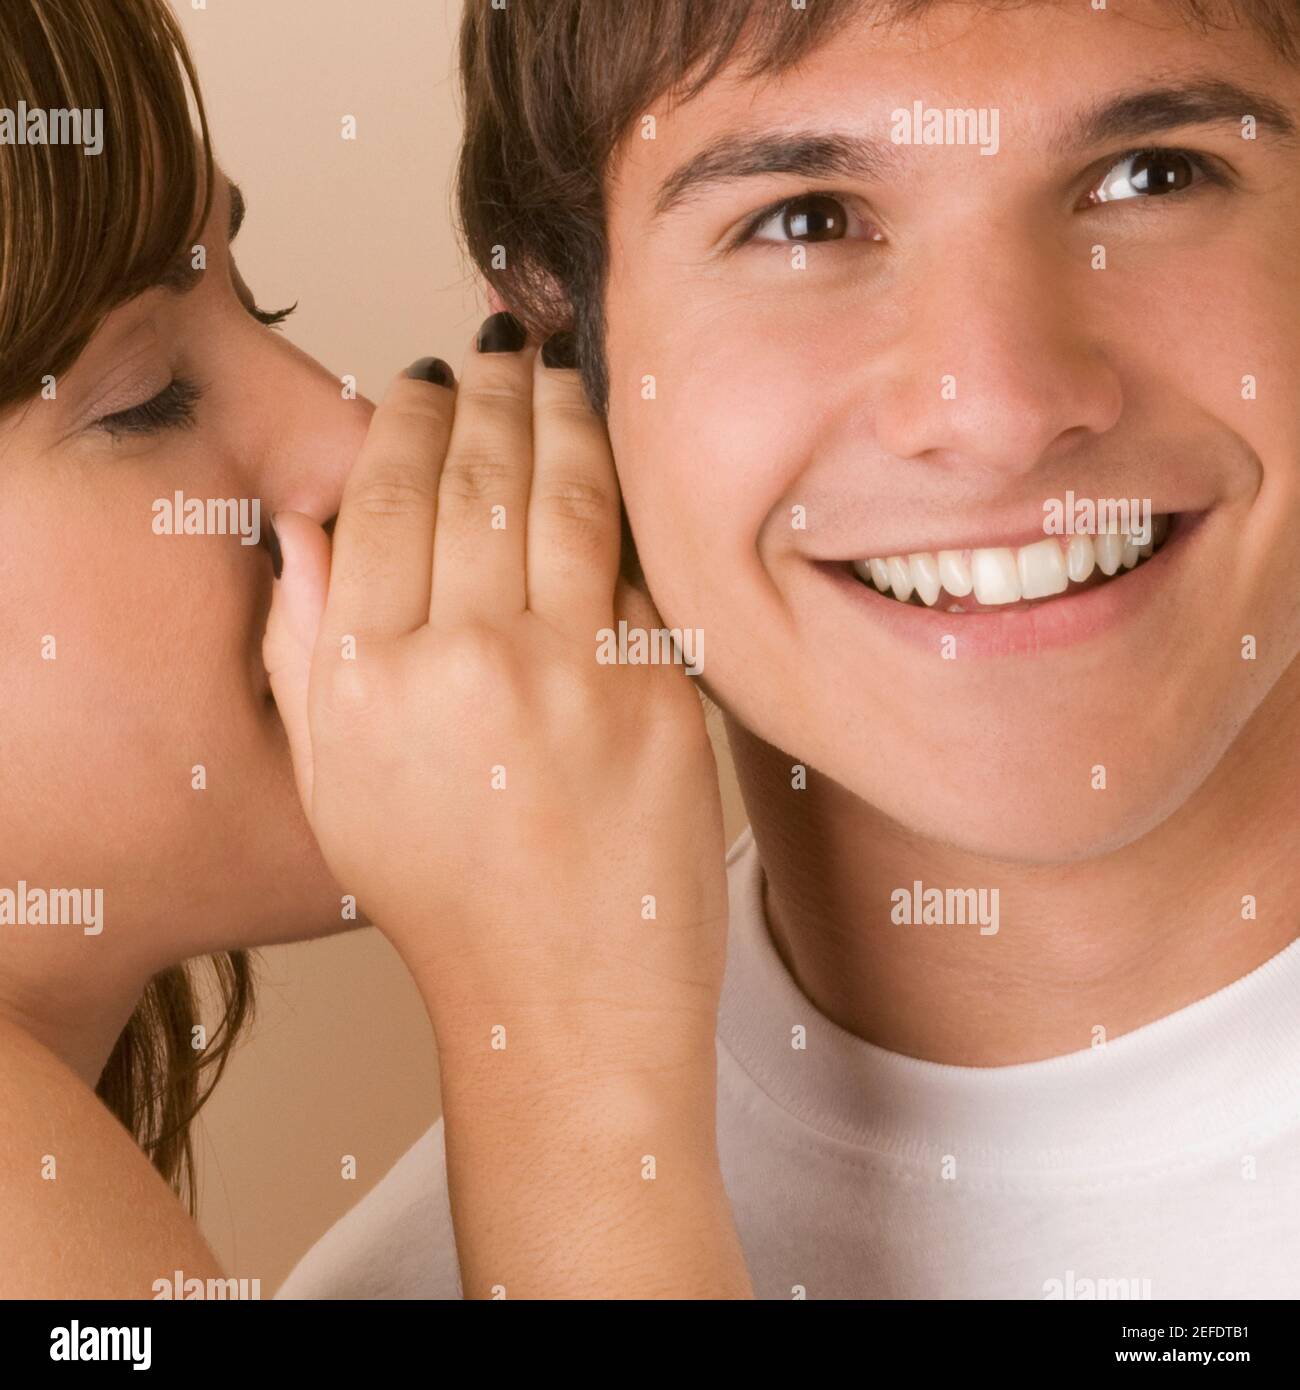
left=484, top=266, right=570, bottom=326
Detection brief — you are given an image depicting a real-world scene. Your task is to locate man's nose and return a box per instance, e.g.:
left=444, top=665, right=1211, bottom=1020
left=868, top=232, right=1124, bottom=477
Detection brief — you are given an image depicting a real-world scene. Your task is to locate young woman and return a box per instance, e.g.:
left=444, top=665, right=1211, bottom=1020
left=0, top=0, right=366, bottom=1216
left=0, top=0, right=748, bottom=1298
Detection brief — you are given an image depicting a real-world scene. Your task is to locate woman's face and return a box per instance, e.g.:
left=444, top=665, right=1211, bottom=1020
left=602, top=1, right=1300, bottom=862
left=0, top=174, right=369, bottom=969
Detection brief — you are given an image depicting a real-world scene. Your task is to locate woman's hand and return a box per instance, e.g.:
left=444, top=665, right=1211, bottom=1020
left=264, top=318, right=751, bottom=1298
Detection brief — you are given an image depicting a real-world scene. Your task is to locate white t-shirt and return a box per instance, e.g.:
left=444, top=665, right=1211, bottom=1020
left=277, top=828, right=1300, bottom=1300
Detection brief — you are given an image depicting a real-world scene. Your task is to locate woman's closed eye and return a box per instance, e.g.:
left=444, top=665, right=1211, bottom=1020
left=94, top=377, right=202, bottom=438
left=88, top=290, right=295, bottom=439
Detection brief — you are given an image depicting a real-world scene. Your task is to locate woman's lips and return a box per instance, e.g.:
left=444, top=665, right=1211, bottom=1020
left=816, top=511, right=1205, bottom=657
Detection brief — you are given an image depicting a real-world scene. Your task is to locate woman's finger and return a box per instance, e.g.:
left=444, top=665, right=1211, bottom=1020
left=323, top=362, right=455, bottom=645
left=526, top=334, right=622, bottom=630
left=615, top=574, right=668, bottom=639
left=430, top=314, right=535, bottom=625
left=263, top=509, right=333, bottom=809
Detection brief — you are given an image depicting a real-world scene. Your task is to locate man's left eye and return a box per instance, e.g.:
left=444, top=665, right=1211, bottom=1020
left=1087, top=148, right=1213, bottom=204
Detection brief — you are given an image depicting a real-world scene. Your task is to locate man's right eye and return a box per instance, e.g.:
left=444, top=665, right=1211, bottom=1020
left=737, top=193, right=882, bottom=248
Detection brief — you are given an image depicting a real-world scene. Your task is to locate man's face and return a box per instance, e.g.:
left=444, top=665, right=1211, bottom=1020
left=602, top=0, right=1300, bottom=862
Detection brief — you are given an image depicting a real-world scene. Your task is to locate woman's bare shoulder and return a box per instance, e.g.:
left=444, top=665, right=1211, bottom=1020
left=0, top=1014, right=221, bottom=1298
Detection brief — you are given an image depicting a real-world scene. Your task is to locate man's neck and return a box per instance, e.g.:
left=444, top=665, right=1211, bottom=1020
left=726, top=666, right=1300, bottom=1067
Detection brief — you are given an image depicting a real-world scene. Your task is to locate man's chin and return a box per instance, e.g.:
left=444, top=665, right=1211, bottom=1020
left=837, top=758, right=1215, bottom=868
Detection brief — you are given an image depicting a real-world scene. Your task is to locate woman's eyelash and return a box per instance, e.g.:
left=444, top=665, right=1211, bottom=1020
left=249, top=301, right=298, bottom=329
left=95, top=378, right=202, bottom=438
left=89, top=294, right=295, bottom=438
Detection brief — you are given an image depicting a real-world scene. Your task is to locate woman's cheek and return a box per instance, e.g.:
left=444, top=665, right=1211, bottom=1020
left=3, top=491, right=231, bottom=790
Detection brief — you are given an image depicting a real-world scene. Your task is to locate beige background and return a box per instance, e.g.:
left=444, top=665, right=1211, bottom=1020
left=178, top=0, right=746, bottom=1290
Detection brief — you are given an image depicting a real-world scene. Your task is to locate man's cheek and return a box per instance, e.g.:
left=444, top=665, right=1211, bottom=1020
left=1161, top=242, right=1299, bottom=449
left=618, top=399, right=762, bottom=572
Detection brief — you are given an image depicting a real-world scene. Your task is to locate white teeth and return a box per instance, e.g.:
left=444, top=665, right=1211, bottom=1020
left=937, top=549, right=974, bottom=597
left=971, top=548, right=1021, bottom=605
left=853, top=515, right=1170, bottom=609
left=1017, top=538, right=1069, bottom=601
left=908, top=552, right=942, bottom=607
left=1066, top=533, right=1096, bottom=584
left=1094, top=530, right=1123, bottom=576
left=886, top=556, right=914, bottom=602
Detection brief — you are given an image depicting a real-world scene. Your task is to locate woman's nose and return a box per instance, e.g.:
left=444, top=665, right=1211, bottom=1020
left=249, top=337, right=376, bottom=524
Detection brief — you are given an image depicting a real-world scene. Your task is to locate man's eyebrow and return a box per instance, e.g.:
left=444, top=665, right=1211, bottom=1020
left=652, top=132, right=903, bottom=218
left=651, top=79, right=1295, bottom=219
left=1065, top=78, right=1297, bottom=149
left=153, top=180, right=245, bottom=295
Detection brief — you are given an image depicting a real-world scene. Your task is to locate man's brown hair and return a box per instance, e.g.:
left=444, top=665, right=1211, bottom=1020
left=457, top=0, right=1298, bottom=415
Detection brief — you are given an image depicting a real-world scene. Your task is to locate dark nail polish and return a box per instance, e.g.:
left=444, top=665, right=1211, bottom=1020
left=476, top=311, right=527, bottom=353
left=541, top=331, right=578, bottom=370
left=267, top=515, right=284, bottom=580
left=405, top=356, right=455, bottom=387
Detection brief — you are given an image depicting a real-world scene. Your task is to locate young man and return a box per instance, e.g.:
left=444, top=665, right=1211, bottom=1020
left=280, top=0, right=1300, bottom=1299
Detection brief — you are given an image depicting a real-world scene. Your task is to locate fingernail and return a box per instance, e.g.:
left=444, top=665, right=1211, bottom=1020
left=476, top=311, right=527, bottom=353
left=405, top=356, right=455, bottom=387
left=541, top=331, right=578, bottom=370
left=267, top=515, right=284, bottom=580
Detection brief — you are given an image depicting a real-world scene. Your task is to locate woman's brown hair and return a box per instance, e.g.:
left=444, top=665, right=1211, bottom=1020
left=457, top=0, right=1300, bottom=418
left=0, top=0, right=254, bottom=1211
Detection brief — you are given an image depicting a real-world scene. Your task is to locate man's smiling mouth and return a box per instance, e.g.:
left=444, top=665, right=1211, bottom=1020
left=849, top=514, right=1174, bottom=615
